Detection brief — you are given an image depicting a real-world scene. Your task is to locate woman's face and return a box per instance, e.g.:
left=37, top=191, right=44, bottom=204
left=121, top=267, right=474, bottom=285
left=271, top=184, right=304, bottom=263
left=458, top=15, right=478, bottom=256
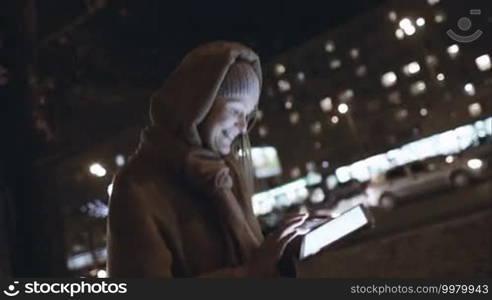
left=199, top=94, right=258, bottom=155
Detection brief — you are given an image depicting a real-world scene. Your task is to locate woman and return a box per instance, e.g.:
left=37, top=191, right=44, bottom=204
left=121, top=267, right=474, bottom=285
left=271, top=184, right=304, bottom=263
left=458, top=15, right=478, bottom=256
left=106, top=41, right=308, bottom=277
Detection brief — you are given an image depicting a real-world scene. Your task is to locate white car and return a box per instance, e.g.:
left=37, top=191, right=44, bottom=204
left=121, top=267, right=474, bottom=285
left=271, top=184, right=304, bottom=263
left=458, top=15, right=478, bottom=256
left=364, top=152, right=489, bottom=209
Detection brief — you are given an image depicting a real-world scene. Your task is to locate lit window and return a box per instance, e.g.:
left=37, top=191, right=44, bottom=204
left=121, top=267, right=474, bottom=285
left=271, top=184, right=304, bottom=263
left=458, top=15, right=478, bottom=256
left=311, top=122, right=322, bottom=135
left=330, top=59, right=341, bottom=69
left=338, top=103, right=349, bottom=114
left=330, top=116, right=339, bottom=124
left=306, top=161, right=316, bottom=171
left=274, top=64, right=286, bottom=76
left=410, top=81, right=426, bottom=95
left=428, top=0, right=440, bottom=5
left=436, top=73, right=445, bottom=81
left=403, top=61, right=421, bottom=75
left=296, top=72, right=306, bottom=82
left=426, top=55, right=438, bottom=66
left=399, top=18, right=416, bottom=36
left=434, top=12, right=446, bottom=23
left=89, top=163, right=107, bottom=177
left=416, top=17, right=426, bottom=26
left=420, top=108, right=429, bottom=116
left=258, top=126, right=268, bottom=137
left=355, top=65, right=367, bottom=77
left=320, top=97, right=333, bottom=112
left=464, top=83, right=476, bottom=96
left=381, top=71, right=397, bottom=87
left=335, top=166, right=351, bottom=183
left=388, top=91, right=401, bottom=104
left=395, top=109, right=409, bottom=120
left=326, top=175, right=338, bottom=190
left=251, top=147, right=282, bottom=178
left=350, top=48, right=360, bottom=59
left=290, top=112, right=300, bottom=125
left=310, top=187, right=325, bottom=203
left=277, top=79, right=291, bottom=92
left=395, top=29, right=405, bottom=40
left=468, top=102, right=482, bottom=117
left=475, top=54, right=491, bottom=71
left=256, top=110, right=263, bottom=120
left=290, top=167, right=301, bottom=178
left=388, top=11, right=397, bottom=22
left=338, top=89, right=354, bottom=102
left=324, top=40, right=335, bottom=52
left=115, top=154, right=125, bottom=167
left=284, top=100, right=293, bottom=110
left=447, top=44, right=459, bottom=58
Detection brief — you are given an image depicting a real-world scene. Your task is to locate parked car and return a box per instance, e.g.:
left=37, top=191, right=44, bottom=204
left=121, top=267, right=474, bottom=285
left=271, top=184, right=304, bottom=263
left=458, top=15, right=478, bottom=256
left=325, top=179, right=368, bottom=206
left=364, top=150, right=490, bottom=209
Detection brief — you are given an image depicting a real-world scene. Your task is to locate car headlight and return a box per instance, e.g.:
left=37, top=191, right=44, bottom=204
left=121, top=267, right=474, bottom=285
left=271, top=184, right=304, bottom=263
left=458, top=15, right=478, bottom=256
left=467, top=158, right=483, bottom=170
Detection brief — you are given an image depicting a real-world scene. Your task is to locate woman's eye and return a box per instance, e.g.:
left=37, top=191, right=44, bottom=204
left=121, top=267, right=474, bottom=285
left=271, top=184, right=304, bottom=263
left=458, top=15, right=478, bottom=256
left=228, top=107, right=241, bottom=115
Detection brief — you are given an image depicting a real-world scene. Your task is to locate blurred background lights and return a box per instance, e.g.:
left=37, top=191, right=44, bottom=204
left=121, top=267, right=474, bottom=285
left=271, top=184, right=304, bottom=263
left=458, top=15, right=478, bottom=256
left=289, top=112, right=300, bottom=124
left=320, top=97, right=333, bottom=112
left=467, top=158, right=483, bottom=170
left=107, top=183, right=113, bottom=197
left=310, top=187, right=325, bottom=203
left=434, top=12, right=445, bottom=23
left=89, top=163, right=107, bottom=177
left=399, top=18, right=416, bottom=36
left=420, top=108, right=429, bottom=116
left=274, top=63, right=286, bottom=75
left=115, top=154, right=125, bottom=167
left=350, top=48, right=360, bottom=59
left=403, top=61, right=421, bottom=75
left=388, top=11, right=397, bottom=22
left=324, top=40, right=335, bottom=52
left=464, top=83, right=476, bottom=96
left=284, top=100, right=293, bottom=109
left=277, top=79, right=291, bottom=92
left=395, top=29, right=405, bottom=40
left=436, top=73, right=445, bottom=81
left=381, top=71, right=397, bottom=87
left=338, top=103, right=349, bottom=114
left=445, top=155, right=455, bottom=164
left=468, top=102, right=482, bottom=117
left=296, top=72, right=305, bottom=82
left=331, top=115, right=339, bottom=124
left=97, top=269, right=108, bottom=278
left=410, top=81, right=427, bottom=95
left=447, top=44, right=459, bottom=58
left=416, top=17, right=426, bottom=26
left=330, top=59, right=342, bottom=69
left=475, top=54, right=491, bottom=71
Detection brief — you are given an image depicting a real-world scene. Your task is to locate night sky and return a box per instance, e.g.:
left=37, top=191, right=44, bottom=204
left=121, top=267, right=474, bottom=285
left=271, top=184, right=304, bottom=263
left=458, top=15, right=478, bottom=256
left=38, top=0, right=385, bottom=61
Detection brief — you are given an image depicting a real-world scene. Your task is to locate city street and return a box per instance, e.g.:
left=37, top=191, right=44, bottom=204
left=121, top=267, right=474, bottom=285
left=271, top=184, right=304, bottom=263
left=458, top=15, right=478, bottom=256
left=299, top=179, right=492, bottom=277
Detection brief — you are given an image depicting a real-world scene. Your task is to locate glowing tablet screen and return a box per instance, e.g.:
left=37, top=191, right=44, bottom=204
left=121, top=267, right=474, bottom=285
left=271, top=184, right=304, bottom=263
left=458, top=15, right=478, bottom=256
left=300, top=205, right=369, bottom=259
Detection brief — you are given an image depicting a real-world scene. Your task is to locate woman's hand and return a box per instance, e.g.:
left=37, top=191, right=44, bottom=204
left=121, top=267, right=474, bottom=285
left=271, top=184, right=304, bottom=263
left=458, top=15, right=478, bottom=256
left=242, top=212, right=309, bottom=277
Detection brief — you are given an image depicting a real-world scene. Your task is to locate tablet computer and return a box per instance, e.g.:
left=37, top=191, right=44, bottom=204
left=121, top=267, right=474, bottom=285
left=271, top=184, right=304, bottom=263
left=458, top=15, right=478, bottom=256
left=299, top=205, right=374, bottom=260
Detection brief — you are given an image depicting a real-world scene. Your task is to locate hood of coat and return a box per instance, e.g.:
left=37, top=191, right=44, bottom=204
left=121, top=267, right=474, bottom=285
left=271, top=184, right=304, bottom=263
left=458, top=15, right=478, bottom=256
left=149, top=41, right=262, bottom=148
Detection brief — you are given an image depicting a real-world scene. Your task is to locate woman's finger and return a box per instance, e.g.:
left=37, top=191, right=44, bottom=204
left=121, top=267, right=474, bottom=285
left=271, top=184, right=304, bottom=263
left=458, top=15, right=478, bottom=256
left=275, top=215, right=308, bottom=239
left=277, top=230, right=300, bottom=256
